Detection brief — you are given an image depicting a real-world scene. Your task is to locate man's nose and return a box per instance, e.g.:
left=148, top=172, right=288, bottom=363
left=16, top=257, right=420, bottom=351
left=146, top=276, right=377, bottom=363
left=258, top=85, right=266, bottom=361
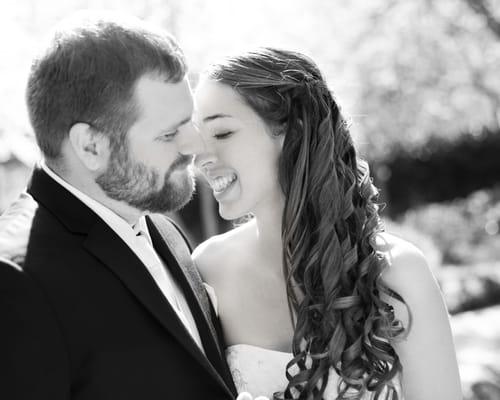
left=177, top=123, right=206, bottom=156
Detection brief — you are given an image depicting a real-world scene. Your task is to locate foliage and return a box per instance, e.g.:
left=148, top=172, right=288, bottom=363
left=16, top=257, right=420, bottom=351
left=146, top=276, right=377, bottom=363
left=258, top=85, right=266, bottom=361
left=396, top=185, right=500, bottom=265
left=452, top=304, right=500, bottom=400
left=2, top=0, right=500, bottom=162
left=439, top=263, right=500, bottom=314
left=372, top=128, right=500, bottom=215
left=352, top=0, right=500, bottom=160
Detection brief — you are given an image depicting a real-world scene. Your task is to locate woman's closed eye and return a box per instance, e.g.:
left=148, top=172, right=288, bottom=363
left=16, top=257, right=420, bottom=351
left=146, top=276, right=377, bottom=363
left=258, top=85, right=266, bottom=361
left=213, top=130, right=235, bottom=140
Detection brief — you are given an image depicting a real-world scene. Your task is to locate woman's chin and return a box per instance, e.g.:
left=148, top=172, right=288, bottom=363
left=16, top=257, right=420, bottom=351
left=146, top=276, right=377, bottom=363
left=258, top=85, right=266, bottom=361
left=218, top=202, right=246, bottom=221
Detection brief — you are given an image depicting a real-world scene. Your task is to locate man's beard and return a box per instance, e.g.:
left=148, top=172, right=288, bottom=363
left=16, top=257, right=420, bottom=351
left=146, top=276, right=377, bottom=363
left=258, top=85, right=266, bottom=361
left=96, top=142, right=195, bottom=214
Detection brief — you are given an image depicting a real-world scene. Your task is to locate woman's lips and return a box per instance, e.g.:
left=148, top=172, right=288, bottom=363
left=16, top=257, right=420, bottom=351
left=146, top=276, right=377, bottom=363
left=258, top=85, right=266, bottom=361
left=210, top=173, right=237, bottom=194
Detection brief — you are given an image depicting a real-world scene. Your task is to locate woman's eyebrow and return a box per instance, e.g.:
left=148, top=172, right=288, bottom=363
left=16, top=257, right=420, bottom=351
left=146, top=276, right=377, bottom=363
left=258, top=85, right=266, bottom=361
left=203, top=113, right=233, bottom=123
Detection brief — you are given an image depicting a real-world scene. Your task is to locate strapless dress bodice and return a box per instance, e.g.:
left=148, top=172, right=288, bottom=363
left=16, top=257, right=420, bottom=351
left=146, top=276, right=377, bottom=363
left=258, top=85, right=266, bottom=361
left=225, top=344, right=402, bottom=399
left=225, top=344, right=294, bottom=398
left=225, top=344, right=342, bottom=398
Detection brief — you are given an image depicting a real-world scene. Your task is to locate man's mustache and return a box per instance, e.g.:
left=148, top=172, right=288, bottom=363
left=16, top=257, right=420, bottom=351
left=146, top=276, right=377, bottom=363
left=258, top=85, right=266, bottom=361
left=170, top=154, right=194, bottom=171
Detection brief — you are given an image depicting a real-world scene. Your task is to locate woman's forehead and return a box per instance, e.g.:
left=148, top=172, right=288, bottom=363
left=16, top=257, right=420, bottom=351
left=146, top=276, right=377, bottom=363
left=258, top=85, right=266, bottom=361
left=195, top=80, right=254, bottom=120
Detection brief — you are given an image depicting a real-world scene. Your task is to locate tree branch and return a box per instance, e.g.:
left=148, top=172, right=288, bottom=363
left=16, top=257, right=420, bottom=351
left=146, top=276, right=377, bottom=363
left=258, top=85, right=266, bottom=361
left=464, top=0, right=500, bottom=39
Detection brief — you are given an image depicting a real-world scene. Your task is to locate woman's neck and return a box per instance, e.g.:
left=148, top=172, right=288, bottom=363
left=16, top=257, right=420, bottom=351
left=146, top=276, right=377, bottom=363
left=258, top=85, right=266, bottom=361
left=252, top=191, right=285, bottom=275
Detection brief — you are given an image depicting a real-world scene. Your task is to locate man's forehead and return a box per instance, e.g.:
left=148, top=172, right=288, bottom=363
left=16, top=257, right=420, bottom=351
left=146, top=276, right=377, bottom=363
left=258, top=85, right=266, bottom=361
left=134, top=75, right=191, bottom=99
left=133, top=76, right=193, bottom=120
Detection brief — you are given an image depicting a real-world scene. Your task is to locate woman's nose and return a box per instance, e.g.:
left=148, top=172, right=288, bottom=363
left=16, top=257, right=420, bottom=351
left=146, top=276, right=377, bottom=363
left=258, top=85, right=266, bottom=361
left=194, top=150, right=217, bottom=175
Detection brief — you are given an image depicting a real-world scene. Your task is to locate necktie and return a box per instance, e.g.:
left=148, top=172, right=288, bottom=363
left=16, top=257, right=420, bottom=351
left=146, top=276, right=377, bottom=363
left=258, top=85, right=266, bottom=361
left=133, top=224, right=199, bottom=342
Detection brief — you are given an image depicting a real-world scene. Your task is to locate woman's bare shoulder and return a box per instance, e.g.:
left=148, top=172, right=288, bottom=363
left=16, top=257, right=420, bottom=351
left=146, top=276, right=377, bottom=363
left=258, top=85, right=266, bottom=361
left=373, top=236, right=462, bottom=399
left=373, top=231, right=424, bottom=261
left=192, top=222, right=253, bottom=285
left=374, top=231, right=440, bottom=303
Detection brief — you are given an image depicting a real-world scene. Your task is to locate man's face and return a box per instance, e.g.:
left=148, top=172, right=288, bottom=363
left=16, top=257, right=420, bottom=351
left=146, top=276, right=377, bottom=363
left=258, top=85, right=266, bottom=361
left=96, top=75, right=198, bottom=213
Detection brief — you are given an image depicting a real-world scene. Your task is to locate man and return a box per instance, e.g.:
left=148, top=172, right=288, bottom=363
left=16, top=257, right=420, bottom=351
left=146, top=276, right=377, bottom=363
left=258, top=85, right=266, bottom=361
left=0, top=12, right=237, bottom=399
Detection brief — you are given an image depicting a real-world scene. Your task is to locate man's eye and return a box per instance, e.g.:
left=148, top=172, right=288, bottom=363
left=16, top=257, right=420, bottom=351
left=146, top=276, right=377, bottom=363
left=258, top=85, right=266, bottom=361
left=213, top=131, right=235, bottom=140
left=160, top=131, right=178, bottom=141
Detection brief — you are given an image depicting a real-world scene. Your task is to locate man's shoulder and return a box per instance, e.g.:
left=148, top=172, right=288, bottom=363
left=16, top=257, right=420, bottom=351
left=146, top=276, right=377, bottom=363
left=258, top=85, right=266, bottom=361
left=0, top=192, right=39, bottom=268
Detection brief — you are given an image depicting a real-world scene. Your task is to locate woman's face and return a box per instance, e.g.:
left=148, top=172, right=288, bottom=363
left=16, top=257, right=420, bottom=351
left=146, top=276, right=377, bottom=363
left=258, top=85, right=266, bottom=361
left=194, top=79, right=283, bottom=220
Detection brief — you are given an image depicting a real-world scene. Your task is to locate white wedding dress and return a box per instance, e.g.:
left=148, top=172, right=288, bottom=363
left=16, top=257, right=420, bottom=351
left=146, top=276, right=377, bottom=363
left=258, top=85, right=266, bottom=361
left=225, top=344, right=403, bottom=399
left=203, top=284, right=402, bottom=399
left=225, top=344, right=301, bottom=398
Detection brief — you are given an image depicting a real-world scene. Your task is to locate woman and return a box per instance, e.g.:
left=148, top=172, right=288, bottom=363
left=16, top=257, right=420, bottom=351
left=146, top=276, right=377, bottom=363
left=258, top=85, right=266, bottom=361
left=192, top=48, right=461, bottom=400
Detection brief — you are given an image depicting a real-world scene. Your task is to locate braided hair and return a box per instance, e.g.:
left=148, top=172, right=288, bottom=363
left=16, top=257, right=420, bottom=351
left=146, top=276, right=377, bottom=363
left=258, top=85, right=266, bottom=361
left=204, top=48, right=406, bottom=400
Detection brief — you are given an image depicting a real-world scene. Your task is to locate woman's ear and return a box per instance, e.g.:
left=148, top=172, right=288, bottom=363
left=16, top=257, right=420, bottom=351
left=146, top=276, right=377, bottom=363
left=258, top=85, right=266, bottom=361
left=68, top=123, right=110, bottom=172
left=272, top=123, right=287, bottom=148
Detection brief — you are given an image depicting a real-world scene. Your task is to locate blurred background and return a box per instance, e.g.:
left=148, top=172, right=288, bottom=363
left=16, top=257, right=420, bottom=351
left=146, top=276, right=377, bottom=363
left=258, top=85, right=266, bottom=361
left=1, top=0, right=499, bottom=398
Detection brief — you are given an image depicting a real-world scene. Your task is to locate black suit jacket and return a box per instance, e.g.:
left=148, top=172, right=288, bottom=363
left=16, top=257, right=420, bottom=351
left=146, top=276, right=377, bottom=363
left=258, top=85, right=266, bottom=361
left=0, top=167, right=236, bottom=400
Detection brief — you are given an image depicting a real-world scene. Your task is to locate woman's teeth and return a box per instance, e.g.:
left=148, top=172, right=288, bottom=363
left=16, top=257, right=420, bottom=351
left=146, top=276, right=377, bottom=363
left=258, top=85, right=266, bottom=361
left=212, top=174, right=236, bottom=193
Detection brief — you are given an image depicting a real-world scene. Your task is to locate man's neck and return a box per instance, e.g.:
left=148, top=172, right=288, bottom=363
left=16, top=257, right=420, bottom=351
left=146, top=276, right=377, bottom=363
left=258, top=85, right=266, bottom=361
left=92, top=194, right=143, bottom=226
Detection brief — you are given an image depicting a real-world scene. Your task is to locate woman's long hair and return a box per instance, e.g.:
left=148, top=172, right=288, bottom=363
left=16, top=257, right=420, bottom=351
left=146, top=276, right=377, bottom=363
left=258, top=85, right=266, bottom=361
left=205, top=48, right=407, bottom=400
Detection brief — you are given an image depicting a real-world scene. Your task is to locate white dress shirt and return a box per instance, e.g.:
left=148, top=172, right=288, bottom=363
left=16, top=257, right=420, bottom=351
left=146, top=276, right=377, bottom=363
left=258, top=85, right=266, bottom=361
left=41, top=162, right=205, bottom=352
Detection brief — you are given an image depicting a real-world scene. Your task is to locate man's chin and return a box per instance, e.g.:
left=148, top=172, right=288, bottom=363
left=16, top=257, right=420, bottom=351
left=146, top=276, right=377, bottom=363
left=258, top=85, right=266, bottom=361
left=98, top=168, right=196, bottom=214
left=142, top=178, right=195, bottom=214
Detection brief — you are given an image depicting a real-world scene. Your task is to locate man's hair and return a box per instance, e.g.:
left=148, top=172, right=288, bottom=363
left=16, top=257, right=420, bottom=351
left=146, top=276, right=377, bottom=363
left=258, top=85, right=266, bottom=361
left=26, top=12, right=187, bottom=160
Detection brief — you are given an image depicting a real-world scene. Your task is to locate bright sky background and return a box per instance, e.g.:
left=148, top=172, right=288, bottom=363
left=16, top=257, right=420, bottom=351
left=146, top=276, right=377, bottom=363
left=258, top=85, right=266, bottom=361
left=0, top=0, right=375, bottom=140
left=1, top=0, right=499, bottom=162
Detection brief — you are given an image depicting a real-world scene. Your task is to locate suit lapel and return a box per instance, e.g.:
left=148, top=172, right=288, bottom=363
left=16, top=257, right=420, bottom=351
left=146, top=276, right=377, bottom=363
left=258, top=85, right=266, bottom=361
left=27, top=168, right=235, bottom=397
left=83, top=219, right=234, bottom=397
left=147, top=217, right=221, bottom=353
left=146, top=216, right=237, bottom=395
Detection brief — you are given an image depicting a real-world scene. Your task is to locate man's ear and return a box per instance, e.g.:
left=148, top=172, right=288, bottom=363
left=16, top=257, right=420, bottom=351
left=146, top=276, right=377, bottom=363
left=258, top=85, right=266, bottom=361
left=68, top=123, right=110, bottom=171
